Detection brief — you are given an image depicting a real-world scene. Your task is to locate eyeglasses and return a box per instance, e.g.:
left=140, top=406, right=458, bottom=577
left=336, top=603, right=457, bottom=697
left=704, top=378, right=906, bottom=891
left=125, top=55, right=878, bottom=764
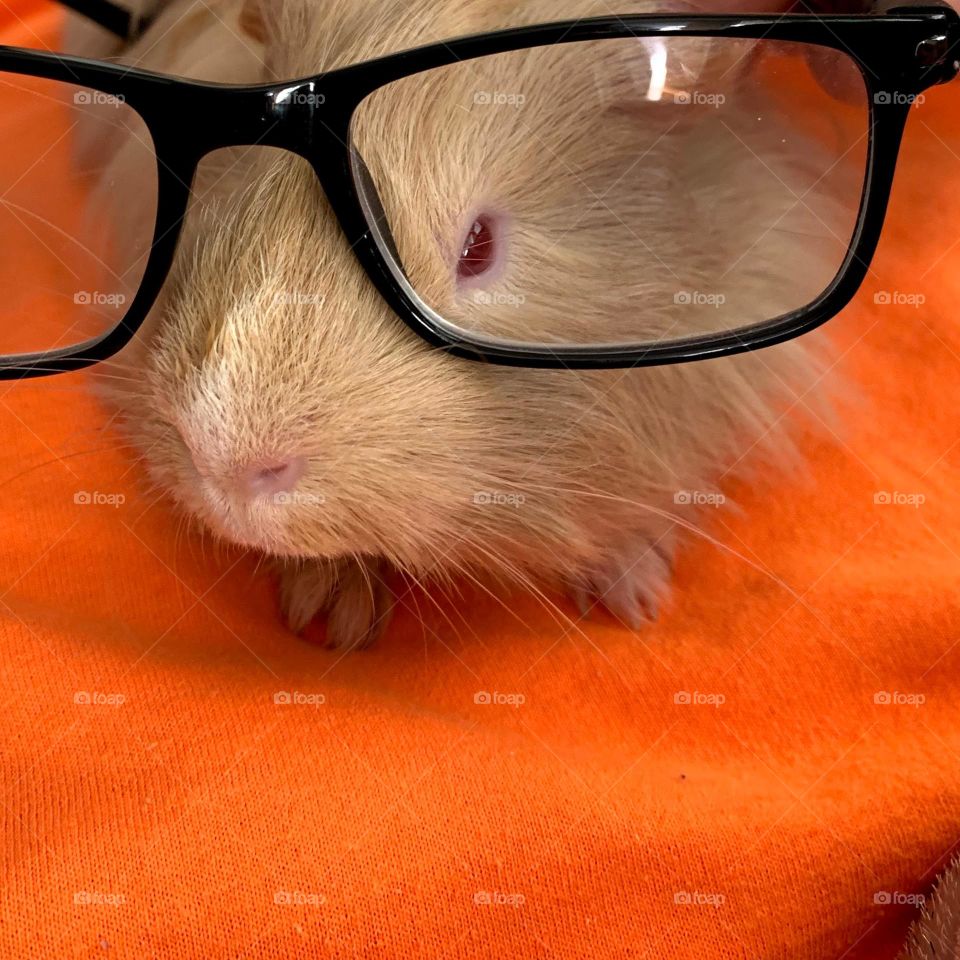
left=0, top=0, right=957, bottom=378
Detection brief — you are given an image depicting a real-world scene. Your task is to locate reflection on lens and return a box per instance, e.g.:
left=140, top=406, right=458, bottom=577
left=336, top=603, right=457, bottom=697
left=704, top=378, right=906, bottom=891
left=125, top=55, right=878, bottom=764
left=0, top=74, right=157, bottom=358
left=350, top=37, right=869, bottom=350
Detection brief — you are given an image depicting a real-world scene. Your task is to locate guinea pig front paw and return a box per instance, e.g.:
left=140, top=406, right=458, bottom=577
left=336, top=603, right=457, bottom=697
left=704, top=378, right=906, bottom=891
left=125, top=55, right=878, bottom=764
left=571, top=539, right=674, bottom=630
left=276, top=557, right=395, bottom=650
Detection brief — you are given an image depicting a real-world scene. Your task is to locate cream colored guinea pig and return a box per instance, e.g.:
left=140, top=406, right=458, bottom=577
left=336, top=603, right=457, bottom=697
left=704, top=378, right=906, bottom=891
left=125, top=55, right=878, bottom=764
left=88, top=0, right=853, bottom=649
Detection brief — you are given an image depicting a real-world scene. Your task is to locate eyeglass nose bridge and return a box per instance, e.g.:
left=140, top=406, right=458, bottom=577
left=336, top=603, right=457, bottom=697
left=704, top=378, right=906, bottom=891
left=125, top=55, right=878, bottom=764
left=171, top=77, right=345, bottom=162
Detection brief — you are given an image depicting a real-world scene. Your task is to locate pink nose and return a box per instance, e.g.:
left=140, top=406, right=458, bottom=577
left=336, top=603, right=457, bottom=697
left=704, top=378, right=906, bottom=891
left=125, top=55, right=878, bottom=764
left=239, top=457, right=306, bottom=499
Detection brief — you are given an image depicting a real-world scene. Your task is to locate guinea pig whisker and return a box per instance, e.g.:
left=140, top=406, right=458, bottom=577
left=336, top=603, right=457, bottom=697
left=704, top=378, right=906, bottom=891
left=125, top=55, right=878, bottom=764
left=14, top=366, right=145, bottom=385
left=0, top=446, right=118, bottom=490
left=397, top=555, right=485, bottom=652
left=526, top=482, right=807, bottom=608
left=5, top=383, right=132, bottom=397
left=249, top=550, right=269, bottom=581
left=418, top=584, right=476, bottom=652
left=455, top=537, right=591, bottom=643
left=772, top=225, right=834, bottom=241
left=439, top=557, right=535, bottom=639
left=0, top=197, right=127, bottom=287
left=130, top=484, right=173, bottom=527
left=395, top=574, right=435, bottom=660
left=174, top=514, right=189, bottom=572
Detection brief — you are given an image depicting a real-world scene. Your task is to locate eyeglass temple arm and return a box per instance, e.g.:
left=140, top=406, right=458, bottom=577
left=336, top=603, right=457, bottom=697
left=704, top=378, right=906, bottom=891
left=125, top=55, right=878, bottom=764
left=56, top=0, right=153, bottom=40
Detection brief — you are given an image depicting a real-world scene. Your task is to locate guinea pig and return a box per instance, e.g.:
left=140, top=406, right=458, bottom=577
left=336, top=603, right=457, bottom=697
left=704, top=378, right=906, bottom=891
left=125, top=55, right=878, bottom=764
left=90, top=0, right=859, bottom=649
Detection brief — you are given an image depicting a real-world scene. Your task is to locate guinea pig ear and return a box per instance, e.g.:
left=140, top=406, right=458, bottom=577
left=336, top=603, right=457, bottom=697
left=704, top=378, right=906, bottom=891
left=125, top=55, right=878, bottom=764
left=238, top=0, right=306, bottom=79
left=672, top=0, right=874, bottom=105
left=239, top=0, right=268, bottom=44
left=755, top=0, right=871, bottom=104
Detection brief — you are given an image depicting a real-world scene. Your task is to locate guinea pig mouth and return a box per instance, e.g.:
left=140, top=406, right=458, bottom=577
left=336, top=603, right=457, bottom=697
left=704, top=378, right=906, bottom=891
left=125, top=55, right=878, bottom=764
left=192, top=488, right=332, bottom=558
left=176, top=469, right=337, bottom=558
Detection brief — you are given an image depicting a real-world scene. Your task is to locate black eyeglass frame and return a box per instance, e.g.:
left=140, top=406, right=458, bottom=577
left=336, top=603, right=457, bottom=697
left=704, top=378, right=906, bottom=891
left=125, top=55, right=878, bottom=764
left=2, top=0, right=959, bottom=378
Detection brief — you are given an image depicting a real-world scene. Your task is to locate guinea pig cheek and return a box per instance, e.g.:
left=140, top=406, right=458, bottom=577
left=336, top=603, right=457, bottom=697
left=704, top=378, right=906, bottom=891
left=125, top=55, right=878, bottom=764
left=453, top=210, right=509, bottom=292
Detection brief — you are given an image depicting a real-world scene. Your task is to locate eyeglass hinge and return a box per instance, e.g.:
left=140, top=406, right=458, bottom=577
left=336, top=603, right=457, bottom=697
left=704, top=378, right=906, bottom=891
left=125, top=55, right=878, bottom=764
left=874, top=1, right=960, bottom=85
left=914, top=33, right=960, bottom=84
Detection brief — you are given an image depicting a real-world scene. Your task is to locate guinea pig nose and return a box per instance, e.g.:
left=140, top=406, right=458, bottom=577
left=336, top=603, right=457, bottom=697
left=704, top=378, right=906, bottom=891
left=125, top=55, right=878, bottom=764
left=240, top=457, right=306, bottom=499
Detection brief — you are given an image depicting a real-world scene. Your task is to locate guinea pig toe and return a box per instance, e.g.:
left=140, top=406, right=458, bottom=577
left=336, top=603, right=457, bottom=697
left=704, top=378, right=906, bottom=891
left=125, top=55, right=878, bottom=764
left=277, top=557, right=395, bottom=650
left=573, top=543, right=674, bottom=630
left=326, top=565, right=396, bottom=651
left=277, top=558, right=339, bottom=634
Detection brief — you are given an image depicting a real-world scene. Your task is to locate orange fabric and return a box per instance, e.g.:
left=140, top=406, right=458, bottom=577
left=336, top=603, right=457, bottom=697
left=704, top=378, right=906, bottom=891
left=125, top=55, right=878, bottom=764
left=3, top=4, right=960, bottom=959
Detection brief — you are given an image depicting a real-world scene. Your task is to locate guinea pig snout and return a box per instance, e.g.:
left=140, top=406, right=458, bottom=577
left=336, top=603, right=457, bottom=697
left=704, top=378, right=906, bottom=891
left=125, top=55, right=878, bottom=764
left=180, top=432, right=307, bottom=504
left=237, top=457, right=306, bottom=499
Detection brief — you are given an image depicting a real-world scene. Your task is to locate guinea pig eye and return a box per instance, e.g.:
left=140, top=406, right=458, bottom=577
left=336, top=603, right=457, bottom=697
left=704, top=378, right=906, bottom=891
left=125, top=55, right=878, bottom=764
left=456, top=214, right=498, bottom=281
